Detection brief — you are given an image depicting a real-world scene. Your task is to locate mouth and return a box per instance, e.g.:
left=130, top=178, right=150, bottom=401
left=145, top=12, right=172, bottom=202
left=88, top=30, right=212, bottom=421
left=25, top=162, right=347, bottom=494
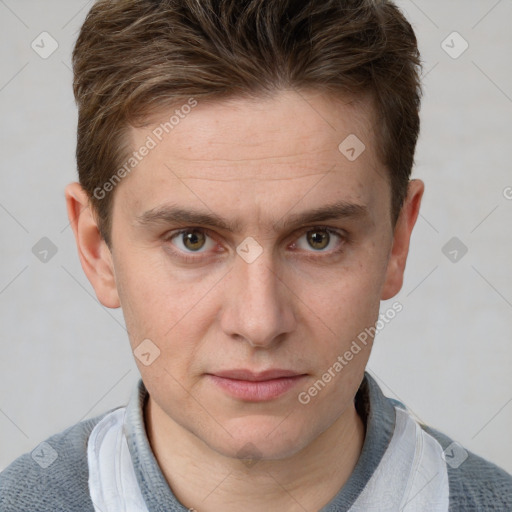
left=206, top=369, right=308, bottom=402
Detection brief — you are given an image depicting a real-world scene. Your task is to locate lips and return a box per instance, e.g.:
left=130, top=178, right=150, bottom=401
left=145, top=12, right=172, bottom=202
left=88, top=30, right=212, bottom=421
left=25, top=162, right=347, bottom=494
left=206, top=369, right=307, bottom=401
left=212, top=369, right=304, bottom=381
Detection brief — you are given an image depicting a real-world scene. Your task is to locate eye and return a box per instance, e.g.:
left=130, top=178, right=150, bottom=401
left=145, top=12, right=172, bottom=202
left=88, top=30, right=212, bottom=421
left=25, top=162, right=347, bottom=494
left=168, top=229, right=216, bottom=253
left=293, top=227, right=344, bottom=252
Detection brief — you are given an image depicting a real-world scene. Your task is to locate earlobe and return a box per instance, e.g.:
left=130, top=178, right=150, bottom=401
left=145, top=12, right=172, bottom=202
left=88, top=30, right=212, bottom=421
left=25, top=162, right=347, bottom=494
left=65, top=182, right=120, bottom=308
left=381, top=179, right=424, bottom=300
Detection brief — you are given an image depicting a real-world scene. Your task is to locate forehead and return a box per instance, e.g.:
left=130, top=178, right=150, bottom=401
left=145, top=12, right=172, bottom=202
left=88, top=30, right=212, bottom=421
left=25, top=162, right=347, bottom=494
left=133, top=90, right=377, bottom=164
left=118, top=89, right=388, bottom=222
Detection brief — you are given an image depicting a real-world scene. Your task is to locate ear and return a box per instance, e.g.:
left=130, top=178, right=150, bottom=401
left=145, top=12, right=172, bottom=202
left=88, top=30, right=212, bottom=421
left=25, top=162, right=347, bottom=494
left=381, top=179, right=424, bottom=300
left=65, top=182, right=120, bottom=308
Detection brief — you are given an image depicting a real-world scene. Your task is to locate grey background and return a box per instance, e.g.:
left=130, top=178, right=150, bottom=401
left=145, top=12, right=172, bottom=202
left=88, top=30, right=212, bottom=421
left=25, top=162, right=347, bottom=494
left=1, top=0, right=511, bottom=474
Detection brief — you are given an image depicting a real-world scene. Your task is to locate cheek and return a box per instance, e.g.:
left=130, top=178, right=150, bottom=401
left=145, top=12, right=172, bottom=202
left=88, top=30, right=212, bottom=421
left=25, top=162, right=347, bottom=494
left=114, top=251, right=199, bottom=330
left=114, top=261, right=166, bottom=342
left=300, top=248, right=388, bottom=369
left=114, top=253, right=217, bottom=378
left=311, top=254, right=386, bottom=325
left=294, top=270, right=381, bottom=418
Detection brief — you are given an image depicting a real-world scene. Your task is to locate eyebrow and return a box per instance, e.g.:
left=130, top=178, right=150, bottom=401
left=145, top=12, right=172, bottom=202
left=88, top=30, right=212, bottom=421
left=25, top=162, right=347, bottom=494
left=135, top=200, right=369, bottom=233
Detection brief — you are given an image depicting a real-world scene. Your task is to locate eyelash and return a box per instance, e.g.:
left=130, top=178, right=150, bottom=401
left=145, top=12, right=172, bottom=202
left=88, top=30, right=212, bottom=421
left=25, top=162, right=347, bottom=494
left=164, top=226, right=348, bottom=263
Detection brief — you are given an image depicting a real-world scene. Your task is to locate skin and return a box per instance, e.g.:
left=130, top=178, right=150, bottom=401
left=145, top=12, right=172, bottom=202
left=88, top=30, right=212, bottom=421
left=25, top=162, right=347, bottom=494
left=66, top=89, right=423, bottom=511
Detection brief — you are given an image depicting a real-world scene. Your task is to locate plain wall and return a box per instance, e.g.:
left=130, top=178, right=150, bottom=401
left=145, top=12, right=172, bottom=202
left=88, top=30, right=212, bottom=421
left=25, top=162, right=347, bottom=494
left=1, top=0, right=511, bottom=474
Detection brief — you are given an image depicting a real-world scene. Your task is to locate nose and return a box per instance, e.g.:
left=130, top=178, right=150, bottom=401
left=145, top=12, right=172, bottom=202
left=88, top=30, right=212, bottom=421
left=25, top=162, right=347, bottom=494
left=219, top=247, right=296, bottom=348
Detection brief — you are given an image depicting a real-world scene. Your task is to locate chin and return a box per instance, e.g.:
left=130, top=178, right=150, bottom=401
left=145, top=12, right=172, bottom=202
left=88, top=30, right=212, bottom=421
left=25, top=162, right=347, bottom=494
left=202, top=417, right=314, bottom=462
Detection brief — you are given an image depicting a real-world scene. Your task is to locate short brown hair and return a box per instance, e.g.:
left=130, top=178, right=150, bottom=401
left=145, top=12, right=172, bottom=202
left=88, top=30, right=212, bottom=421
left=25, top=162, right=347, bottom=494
left=72, top=0, right=422, bottom=246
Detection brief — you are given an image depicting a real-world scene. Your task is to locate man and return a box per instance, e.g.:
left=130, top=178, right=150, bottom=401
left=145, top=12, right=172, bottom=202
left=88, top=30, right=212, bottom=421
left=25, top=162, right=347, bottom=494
left=1, top=0, right=511, bottom=510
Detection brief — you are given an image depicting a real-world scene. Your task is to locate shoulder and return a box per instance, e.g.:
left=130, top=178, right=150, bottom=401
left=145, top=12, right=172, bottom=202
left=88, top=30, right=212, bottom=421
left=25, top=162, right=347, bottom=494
left=420, top=423, right=512, bottom=510
left=0, top=409, right=118, bottom=512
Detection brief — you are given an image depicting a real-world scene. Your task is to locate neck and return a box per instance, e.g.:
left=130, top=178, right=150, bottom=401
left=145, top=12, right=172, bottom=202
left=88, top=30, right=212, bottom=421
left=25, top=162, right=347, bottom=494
left=144, top=398, right=366, bottom=512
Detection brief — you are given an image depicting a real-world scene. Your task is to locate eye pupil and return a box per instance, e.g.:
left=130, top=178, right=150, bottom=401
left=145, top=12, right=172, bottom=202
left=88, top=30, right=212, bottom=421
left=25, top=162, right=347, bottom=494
left=183, top=230, right=206, bottom=251
left=307, top=230, right=329, bottom=250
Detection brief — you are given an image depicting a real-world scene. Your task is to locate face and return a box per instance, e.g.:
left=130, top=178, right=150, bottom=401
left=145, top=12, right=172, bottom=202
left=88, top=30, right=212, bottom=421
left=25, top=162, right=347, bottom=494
left=87, top=90, right=417, bottom=460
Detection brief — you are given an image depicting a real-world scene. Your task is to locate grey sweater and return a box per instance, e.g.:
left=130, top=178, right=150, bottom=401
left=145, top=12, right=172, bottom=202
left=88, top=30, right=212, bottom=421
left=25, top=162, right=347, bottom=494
left=1, top=373, right=511, bottom=511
